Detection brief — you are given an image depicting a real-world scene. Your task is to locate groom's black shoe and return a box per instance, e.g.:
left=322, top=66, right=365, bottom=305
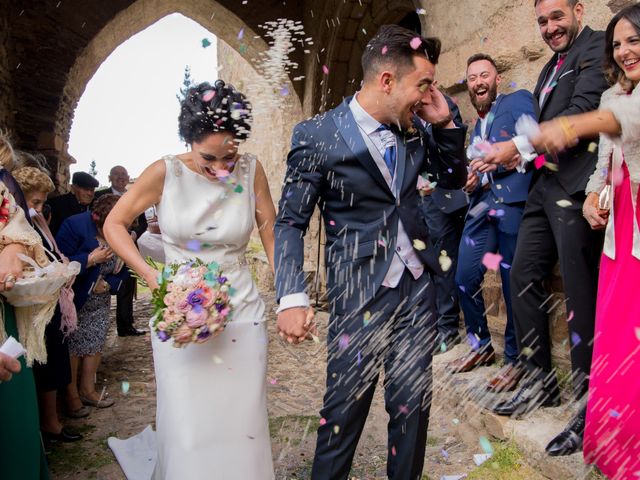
left=492, top=379, right=560, bottom=418
left=118, top=327, right=146, bottom=337
left=545, top=407, right=586, bottom=456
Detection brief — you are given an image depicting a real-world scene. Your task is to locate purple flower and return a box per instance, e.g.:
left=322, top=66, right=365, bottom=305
left=197, top=327, right=211, bottom=340
left=158, top=331, right=170, bottom=342
left=187, top=289, right=206, bottom=307
left=217, top=276, right=227, bottom=284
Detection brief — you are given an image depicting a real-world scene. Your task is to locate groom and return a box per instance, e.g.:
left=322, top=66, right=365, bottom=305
left=274, top=25, right=466, bottom=479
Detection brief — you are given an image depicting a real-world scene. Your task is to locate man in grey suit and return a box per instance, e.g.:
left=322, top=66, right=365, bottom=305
left=274, top=25, right=467, bottom=480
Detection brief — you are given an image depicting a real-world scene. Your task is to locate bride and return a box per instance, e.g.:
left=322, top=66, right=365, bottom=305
left=104, top=80, right=276, bottom=479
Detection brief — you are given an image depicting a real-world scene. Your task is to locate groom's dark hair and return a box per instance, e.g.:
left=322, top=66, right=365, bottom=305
left=361, top=25, right=441, bottom=82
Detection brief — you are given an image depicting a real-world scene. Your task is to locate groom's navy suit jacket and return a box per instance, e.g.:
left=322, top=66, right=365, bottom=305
left=275, top=98, right=467, bottom=315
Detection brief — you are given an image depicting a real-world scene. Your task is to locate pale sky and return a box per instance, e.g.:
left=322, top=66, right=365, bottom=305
left=69, top=13, right=219, bottom=186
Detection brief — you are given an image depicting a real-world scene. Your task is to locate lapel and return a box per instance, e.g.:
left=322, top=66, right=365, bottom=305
left=332, top=100, right=394, bottom=196
left=538, top=26, right=593, bottom=115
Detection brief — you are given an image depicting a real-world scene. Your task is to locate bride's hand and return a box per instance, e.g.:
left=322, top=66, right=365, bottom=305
left=142, top=266, right=160, bottom=290
left=298, top=307, right=318, bottom=343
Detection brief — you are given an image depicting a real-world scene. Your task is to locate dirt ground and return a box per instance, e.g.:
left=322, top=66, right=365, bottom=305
left=46, top=289, right=544, bottom=480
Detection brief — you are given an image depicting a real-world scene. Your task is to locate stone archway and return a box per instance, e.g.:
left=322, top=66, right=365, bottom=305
left=304, top=0, right=422, bottom=113
left=53, top=0, right=303, bottom=189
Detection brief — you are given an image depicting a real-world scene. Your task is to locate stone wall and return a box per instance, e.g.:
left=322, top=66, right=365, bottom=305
left=0, top=3, right=14, bottom=131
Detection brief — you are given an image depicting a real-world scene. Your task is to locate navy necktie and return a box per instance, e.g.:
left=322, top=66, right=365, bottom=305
left=376, top=124, right=396, bottom=179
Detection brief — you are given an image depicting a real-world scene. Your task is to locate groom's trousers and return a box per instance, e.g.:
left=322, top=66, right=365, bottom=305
left=312, top=270, right=437, bottom=480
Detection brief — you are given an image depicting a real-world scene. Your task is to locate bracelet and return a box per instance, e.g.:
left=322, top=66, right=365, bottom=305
left=431, top=113, right=453, bottom=129
left=557, top=116, right=578, bottom=145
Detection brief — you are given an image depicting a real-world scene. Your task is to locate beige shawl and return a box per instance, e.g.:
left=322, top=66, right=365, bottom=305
left=0, top=177, right=57, bottom=366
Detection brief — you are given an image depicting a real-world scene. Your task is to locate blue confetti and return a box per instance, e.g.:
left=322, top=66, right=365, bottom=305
left=571, top=332, right=581, bottom=346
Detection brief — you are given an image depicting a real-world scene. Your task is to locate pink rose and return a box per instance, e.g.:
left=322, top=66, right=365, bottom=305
left=157, top=321, right=168, bottom=331
left=175, top=299, right=192, bottom=314
left=173, top=324, right=193, bottom=344
left=200, top=287, right=215, bottom=308
left=185, top=307, right=208, bottom=328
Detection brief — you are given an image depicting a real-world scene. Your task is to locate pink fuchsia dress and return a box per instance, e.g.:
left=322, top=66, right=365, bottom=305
left=583, top=159, right=640, bottom=479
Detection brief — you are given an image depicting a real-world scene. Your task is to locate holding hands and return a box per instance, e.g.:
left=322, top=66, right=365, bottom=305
left=277, top=307, right=318, bottom=344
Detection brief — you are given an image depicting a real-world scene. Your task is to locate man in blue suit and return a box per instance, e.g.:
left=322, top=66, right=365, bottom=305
left=274, top=25, right=467, bottom=480
left=419, top=96, right=468, bottom=354
left=448, top=54, right=535, bottom=394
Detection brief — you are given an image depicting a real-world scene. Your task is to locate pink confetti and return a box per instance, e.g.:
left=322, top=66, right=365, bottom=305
left=482, top=252, right=503, bottom=271
left=329, top=220, right=336, bottom=226
left=269, top=378, right=278, bottom=385
left=322, top=65, right=329, bottom=75
left=202, top=90, right=215, bottom=102
left=398, top=405, right=409, bottom=415
left=567, top=310, right=574, bottom=322
left=409, top=37, right=422, bottom=50
left=338, top=334, right=350, bottom=350
left=391, top=446, right=397, bottom=456
left=534, top=155, right=546, bottom=169
left=319, top=417, right=327, bottom=426
left=381, top=46, right=388, bottom=55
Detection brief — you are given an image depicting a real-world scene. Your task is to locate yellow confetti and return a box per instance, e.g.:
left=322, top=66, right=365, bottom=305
left=439, top=250, right=452, bottom=272
left=413, top=239, right=427, bottom=251
left=333, top=425, right=340, bottom=434
left=363, top=311, right=371, bottom=326
left=556, top=199, right=572, bottom=208
left=521, top=347, right=534, bottom=358
left=588, top=142, right=597, bottom=153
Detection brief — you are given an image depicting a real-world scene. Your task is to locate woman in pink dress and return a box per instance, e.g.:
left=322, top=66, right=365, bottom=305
left=533, top=5, right=640, bottom=478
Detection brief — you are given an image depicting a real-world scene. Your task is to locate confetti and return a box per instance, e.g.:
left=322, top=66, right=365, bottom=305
left=234, top=184, right=243, bottom=193
left=452, top=418, right=460, bottom=425
left=338, top=334, right=350, bottom=350
left=201, top=38, right=212, bottom=48
left=279, top=86, right=289, bottom=96
left=482, top=252, right=503, bottom=271
left=237, top=28, right=244, bottom=40
left=509, top=81, right=517, bottom=88
left=500, top=262, right=511, bottom=269
left=363, top=311, right=371, bottom=326
left=588, top=142, right=598, bottom=153
left=398, top=405, right=409, bottom=415
left=333, top=425, right=340, bottom=434
left=121, top=381, right=130, bottom=395
left=440, top=342, right=447, bottom=353
left=474, top=453, right=492, bottom=466
left=212, top=355, right=223, bottom=364
left=609, top=409, right=621, bottom=418
left=319, top=418, right=327, bottom=426
left=468, top=201, right=489, bottom=218
left=381, top=46, right=388, bottom=55
left=556, top=199, right=572, bottom=208
left=329, top=220, right=336, bottom=226
left=186, top=239, right=202, bottom=252
left=413, top=239, right=427, bottom=251
left=391, top=445, right=397, bottom=456
left=567, top=310, right=574, bottom=322
left=440, top=448, right=449, bottom=459
left=479, top=436, right=494, bottom=455
left=466, top=333, right=481, bottom=350
left=409, top=37, right=422, bottom=50
left=239, top=44, right=248, bottom=54
left=416, top=8, right=427, bottom=15
left=534, top=155, right=546, bottom=170
left=269, top=378, right=278, bottom=385
left=322, top=64, right=329, bottom=75
left=439, top=250, right=452, bottom=272
left=571, top=332, right=582, bottom=346
left=202, top=90, right=215, bottom=102
left=521, top=346, right=534, bottom=358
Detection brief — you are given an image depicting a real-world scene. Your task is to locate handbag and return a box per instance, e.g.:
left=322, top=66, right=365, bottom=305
left=598, top=152, right=613, bottom=213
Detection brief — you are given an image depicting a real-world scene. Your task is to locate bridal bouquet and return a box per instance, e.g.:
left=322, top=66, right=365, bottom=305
left=149, top=259, right=234, bottom=347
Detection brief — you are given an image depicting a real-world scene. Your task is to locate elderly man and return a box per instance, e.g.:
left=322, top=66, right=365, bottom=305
left=48, top=171, right=99, bottom=235
left=95, top=166, right=146, bottom=336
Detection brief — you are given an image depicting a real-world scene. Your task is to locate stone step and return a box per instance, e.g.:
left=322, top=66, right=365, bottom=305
left=431, top=343, right=598, bottom=480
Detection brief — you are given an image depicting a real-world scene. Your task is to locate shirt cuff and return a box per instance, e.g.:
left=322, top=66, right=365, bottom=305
left=512, top=135, right=537, bottom=162
left=276, top=292, right=310, bottom=314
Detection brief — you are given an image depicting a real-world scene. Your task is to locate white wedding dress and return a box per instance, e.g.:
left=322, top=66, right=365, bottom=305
left=110, top=153, right=274, bottom=480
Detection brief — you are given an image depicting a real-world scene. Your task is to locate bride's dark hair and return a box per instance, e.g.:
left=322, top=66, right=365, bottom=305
left=178, top=80, right=253, bottom=144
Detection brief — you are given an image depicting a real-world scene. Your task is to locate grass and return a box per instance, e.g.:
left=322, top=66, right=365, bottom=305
left=47, top=425, right=115, bottom=475
left=269, top=414, right=321, bottom=447
left=465, top=441, right=543, bottom=480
